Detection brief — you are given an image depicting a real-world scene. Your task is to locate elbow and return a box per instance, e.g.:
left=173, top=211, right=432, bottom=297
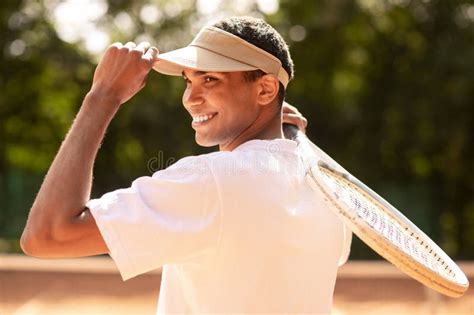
left=21, top=196, right=86, bottom=257
left=20, top=229, right=51, bottom=258
left=21, top=204, right=81, bottom=258
left=20, top=233, right=35, bottom=257
left=20, top=220, right=59, bottom=258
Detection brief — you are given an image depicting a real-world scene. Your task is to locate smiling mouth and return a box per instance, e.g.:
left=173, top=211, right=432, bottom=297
left=192, top=113, right=217, bottom=125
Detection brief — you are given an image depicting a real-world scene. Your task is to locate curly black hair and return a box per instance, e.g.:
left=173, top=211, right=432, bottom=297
left=212, top=16, right=294, bottom=105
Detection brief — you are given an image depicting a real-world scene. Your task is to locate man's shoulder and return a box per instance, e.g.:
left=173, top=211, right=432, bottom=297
left=167, top=148, right=242, bottom=168
left=160, top=139, right=298, bottom=178
left=152, top=150, right=235, bottom=180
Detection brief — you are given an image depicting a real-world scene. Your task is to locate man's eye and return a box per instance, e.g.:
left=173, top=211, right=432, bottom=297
left=204, top=76, right=217, bottom=83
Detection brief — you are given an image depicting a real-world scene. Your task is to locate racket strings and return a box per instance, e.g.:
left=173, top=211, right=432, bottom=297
left=318, top=167, right=457, bottom=280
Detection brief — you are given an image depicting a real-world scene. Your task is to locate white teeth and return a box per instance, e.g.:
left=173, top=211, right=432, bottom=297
left=193, top=113, right=215, bottom=123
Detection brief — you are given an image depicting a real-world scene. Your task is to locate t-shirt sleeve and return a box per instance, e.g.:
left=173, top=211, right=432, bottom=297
left=86, top=156, right=221, bottom=281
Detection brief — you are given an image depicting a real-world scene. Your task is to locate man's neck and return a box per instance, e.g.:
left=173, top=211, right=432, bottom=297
left=219, top=109, right=283, bottom=151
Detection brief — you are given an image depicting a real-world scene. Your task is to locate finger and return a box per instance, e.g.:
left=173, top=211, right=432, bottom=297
left=282, top=102, right=299, bottom=114
left=124, top=41, right=136, bottom=50
left=104, top=42, right=123, bottom=56
left=99, top=42, right=123, bottom=65
left=282, top=113, right=303, bottom=124
left=109, top=42, right=123, bottom=49
left=283, top=119, right=306, bottom=133
left=134, top=42, right=151, bottom=53
left=282, top=113, right=308, bottom=131
left=143, top=46, right=159, bottom=62
left=284, top=113, right=308, bottom=127
left=282, top=101, right=291, bottom=112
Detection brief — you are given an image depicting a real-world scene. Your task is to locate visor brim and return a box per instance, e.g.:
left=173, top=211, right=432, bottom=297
left=153, top=46, right=259, bottom=76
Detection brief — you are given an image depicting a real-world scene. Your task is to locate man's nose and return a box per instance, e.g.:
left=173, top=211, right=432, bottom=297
left=182, top=85, right=204, bottom=108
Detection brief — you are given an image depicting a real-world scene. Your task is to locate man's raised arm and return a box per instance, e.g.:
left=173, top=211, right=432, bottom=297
left=20, top=42, right=159, bottom=258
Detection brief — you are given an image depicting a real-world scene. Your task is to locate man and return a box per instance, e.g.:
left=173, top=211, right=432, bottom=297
left=21, top=16, right=350, bottom=313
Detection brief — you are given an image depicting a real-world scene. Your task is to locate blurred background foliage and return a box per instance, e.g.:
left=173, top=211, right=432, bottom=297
left=0, top=0, right=473, bottom=259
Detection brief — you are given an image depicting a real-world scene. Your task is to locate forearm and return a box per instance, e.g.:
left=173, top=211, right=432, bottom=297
left=21, top=41, right=158, bottom=257
left=23, top=91, right=119, bottom=241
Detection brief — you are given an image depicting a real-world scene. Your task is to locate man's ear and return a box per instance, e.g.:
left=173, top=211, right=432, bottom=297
left=256, top=74, right=279, bottom=106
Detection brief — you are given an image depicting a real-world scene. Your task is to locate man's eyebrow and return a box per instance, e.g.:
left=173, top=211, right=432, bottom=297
left=181, top=70, right=208, bottom=78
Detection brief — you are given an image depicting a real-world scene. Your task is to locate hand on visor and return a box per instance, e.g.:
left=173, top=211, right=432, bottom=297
left=91, top=42, right=159, bottom=106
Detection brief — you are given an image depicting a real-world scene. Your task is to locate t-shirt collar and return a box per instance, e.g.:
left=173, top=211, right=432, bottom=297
left=233, top=138, right=297, bottom=153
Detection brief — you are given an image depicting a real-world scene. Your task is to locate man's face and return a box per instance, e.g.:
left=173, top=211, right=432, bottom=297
left=181, top=69, right=261, bottom=150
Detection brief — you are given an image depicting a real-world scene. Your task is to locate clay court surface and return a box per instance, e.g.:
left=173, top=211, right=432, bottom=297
left=1, top=254, right=472, bottom=315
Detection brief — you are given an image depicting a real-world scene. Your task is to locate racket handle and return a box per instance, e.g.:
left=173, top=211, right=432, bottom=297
left=283, top=123, right=300, bottom=140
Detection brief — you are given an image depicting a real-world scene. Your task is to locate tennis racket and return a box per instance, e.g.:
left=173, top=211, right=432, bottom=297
left=283, top=123, right=469, bottom=298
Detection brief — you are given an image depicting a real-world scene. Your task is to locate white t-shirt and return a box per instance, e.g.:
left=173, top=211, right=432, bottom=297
left=88, top=139, right=351, bottom=314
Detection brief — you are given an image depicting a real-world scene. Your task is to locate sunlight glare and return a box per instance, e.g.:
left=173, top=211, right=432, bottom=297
left=140, top=4, right=162, bottom=25
left=47, top=0, right=109, bottom=53
left=257, top=0, right=279, bottom=15
left=84, top=30, right=110, bottom=54
left=197, top=0, right=221, bottom=15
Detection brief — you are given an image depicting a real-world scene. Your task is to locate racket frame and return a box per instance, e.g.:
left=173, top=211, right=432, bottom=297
left=284, top=124, right=469, bottom=298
